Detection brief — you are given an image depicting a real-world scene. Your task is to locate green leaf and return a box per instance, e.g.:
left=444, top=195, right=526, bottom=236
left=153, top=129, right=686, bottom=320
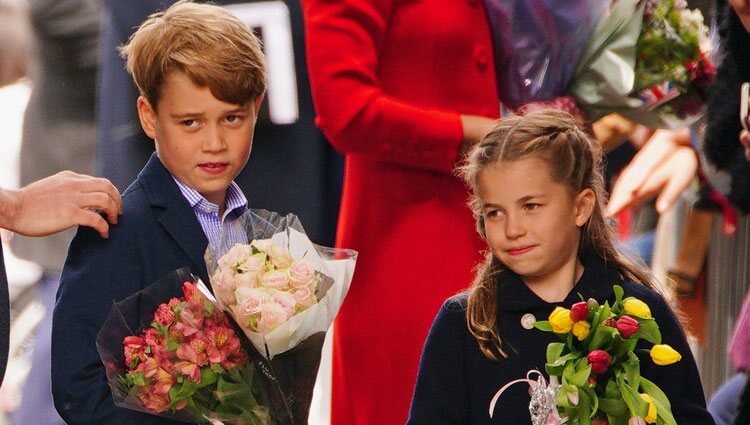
left=569, top=364, right=592, bottom=387
left=630, top=318, right=662, bottom=344
left=640, top=376, right=677, bottom=425
left=599, top=397, right=628, bottom=416
left=616, top=374, right=648, bottom=418
left=534, top=321, right=553, bottom=332
left=547, top=342, right=565, bottom=364
left=578, top=388, right=593, bottom=425
left=589, top=324, right=617, bottom=351
left=197, top=367, right=218, bottom=389
left=613, top=285, right=624, bottom=307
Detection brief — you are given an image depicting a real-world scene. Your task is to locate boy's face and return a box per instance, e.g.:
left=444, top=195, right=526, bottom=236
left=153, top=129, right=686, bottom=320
left=137, top=70, right=262, bottom=207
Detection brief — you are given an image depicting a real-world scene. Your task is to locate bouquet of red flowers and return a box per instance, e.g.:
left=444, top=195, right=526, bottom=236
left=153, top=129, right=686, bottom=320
left=97, top=269, right=272, bottom=424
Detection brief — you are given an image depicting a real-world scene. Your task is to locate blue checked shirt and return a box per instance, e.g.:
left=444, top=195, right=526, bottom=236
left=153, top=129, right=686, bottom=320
left=172, top=177, right=249, bottom=251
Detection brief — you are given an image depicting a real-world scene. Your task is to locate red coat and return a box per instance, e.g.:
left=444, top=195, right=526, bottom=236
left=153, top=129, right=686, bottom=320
left=303, top=0, right=499, bottom=423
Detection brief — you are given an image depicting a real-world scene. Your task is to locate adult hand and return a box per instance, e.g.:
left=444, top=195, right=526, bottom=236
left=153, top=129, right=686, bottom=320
left=0, top=171, right=122, bottom=238
left=606, top=128, right=697, bottom=216
left=729, top=0, right=750, bottom=33
left=460, top=114, right=497, bottom=155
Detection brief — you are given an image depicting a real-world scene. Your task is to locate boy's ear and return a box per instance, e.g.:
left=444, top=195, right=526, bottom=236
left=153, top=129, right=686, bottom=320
left=136, top=96, right=157, bottom=140
left=574, top=188, right=596, bottom=227
left=253, top=95, right=264, bottom=118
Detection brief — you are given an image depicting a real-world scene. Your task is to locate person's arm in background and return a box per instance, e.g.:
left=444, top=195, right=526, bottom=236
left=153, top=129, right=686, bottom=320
left=606, top=127, right=698, bottom=216
left=0, top=170, right=121, bottom=237
left=730, top=0, right=750, bottom=32
left=302, top=0, right=495, bottom=173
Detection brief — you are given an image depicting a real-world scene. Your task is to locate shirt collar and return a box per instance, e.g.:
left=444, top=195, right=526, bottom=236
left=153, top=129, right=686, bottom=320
left=498, top=251, right=620, bottom=312
left=172, top=177, right=248, bottom=218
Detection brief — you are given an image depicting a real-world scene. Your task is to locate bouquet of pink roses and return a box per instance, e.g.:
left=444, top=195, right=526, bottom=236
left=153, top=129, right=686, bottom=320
left=97, top=269, right=272, bottom=425
left=205, top=209, right=357, bottom=423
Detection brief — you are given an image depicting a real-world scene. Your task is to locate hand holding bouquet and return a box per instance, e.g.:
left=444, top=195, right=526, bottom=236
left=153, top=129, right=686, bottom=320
left=532, top=286, right=680, bottom=425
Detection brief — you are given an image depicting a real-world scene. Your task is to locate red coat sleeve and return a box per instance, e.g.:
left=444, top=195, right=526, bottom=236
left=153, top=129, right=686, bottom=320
left=303, top=0, right=465, bottom=173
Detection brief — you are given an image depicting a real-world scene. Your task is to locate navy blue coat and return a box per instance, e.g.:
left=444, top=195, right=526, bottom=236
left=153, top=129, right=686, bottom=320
left=0, top=245, right=9, bottom=385
left=52, top=154, right=208, bottom=424
left=408, top=254, right=716, bottom=425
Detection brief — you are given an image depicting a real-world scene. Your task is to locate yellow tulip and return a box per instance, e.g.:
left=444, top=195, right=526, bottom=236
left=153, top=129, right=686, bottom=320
left=548, top=307, right=573, bottom=334
left=623, top=298, right=652, bottom=318
left=650, top=344, right=682, bottom=366
left=639, top=393, right=657, bottom=424
left=572, top=321, right=590, bottom=341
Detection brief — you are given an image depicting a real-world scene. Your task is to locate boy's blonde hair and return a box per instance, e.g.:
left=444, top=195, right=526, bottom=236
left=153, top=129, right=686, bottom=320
left=458, top=109, right=673, bottom=361
left=120, top=0, right=266, bottom=108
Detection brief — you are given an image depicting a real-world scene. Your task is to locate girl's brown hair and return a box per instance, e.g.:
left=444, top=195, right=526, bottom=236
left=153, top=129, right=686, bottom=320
left=457, top=109, right=672, bottom=361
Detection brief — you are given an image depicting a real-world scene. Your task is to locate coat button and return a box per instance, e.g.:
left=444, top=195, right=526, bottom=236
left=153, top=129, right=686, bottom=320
left=474, top=45, right=489, bottom=70
left=521, top=313, right=536, bottom=330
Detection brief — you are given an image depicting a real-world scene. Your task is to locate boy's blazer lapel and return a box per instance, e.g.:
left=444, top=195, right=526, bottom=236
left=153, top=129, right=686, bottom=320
left=137, top=153, right=210, bottom=284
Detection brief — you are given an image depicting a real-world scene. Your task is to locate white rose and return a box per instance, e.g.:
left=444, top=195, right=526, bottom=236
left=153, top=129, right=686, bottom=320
left=250, top=238, right=274, bottom=253
left=235, top=270, right=260, bottom=288
left=238, top=253, right=266, bottom=273
left=212, top=268, right=237, bottom=305
left=269, top=244, right=293, bottom=269
left=218, top=243, right=248, bottom=269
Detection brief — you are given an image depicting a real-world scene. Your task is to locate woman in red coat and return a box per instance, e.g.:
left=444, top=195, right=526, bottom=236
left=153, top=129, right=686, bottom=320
left=303, top=1, right=499, bottom=423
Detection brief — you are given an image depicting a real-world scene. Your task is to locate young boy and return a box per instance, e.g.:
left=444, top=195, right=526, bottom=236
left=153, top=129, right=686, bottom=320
left=51, top=2, right=265, bottom=423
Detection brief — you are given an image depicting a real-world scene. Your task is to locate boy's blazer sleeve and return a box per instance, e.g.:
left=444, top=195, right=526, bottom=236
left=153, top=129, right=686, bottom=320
left=51, top=224, right=185, bottom=425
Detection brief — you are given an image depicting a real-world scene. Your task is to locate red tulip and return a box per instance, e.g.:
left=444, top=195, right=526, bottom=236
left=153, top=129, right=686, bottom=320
left=570, top=301, right=589, bottom=322
left=587, top=350, right=612, bottom=374
left=616, top=315, right=640, bottom=338
left=602, top=317, right=617, bottom=328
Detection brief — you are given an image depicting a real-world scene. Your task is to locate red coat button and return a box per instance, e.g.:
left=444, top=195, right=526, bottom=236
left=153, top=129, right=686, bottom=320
left=474, top=45, right=489, bottom=70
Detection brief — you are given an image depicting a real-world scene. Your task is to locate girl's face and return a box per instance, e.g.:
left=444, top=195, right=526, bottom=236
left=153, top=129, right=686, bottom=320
left=477, top=157, right=594, bottom=286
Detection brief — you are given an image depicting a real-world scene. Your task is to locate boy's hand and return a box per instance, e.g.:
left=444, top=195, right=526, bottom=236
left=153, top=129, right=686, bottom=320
left=0, top=171, right=122, bottom=238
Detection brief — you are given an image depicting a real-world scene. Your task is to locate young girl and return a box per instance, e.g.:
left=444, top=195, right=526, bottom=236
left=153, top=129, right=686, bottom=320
left=407, top=110, right=715, bottom=425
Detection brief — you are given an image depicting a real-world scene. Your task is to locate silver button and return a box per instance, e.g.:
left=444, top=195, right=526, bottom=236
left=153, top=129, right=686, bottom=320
left=521, top=313, right=536, bottom=330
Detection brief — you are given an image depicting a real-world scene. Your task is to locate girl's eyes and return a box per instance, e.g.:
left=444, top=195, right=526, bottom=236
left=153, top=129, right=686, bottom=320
left=484, top=209, right=504, bottom=219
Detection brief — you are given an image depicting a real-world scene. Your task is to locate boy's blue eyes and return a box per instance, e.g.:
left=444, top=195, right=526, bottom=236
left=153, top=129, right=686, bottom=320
left=179, top=115, right=244, bottom=128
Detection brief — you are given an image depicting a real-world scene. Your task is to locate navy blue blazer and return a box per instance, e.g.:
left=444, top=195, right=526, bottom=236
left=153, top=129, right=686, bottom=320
left=52, top=154, right=209, bottom=424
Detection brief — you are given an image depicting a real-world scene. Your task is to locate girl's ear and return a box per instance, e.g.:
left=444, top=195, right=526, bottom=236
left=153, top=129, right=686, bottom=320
left=574, top=188, right=596, bottom=227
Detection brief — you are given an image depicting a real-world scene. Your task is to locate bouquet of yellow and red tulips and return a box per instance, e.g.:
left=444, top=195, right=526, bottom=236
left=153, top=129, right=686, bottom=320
left=533, top=285, right=681, bottom=425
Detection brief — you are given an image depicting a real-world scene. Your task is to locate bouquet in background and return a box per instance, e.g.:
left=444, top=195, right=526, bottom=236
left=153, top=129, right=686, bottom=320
left=97, top=269, right=272, bottom=425
left=532, top=286, right=681, bottom=425
left=483, top=0, right=716, bottom=128
left=205, top=209, right=357, bottom=423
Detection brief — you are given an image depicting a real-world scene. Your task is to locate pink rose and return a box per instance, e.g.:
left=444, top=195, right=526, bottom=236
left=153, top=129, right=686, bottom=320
left=292, top=286, right=317, bottom=309
left=272, top=290, right=297, bottom=316
left=258, top=302, right=291, bottom=333
left=235, top=287, right=266, bottom=318
left=288, top=260, right=315, bottom=288
left=261, top=270, right=289, bottom=290
left=212, top=268, right=237, bottom=305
